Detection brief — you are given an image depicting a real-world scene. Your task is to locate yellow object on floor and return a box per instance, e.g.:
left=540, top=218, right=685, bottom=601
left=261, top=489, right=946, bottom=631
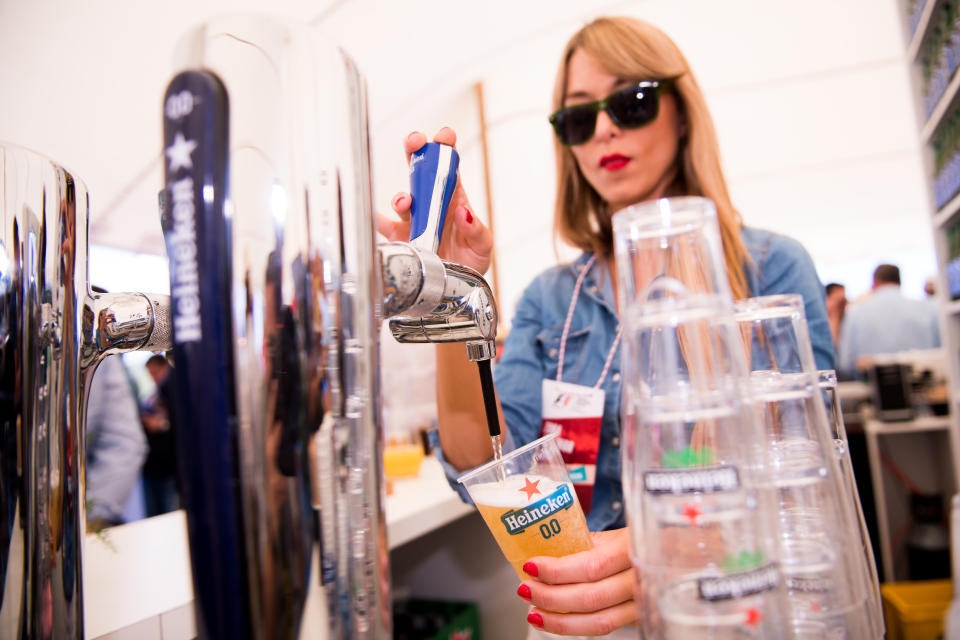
left=384, top=444, right=424, bottom=478
left=881, top=579, right=952, bottom=640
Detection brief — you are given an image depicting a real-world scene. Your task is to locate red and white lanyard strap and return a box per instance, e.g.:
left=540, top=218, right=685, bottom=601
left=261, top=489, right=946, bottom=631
left=555, top=254, right=624, bottom=388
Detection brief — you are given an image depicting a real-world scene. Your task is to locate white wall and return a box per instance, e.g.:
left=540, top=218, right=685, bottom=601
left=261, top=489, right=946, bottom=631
left=1, top=0, right=935, bottom=423
left=0, top=1, right=934, bottom=310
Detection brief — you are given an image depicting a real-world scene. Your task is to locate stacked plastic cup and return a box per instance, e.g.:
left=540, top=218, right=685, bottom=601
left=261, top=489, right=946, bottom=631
left=732, top=295, right=872, bottom=638
left=614, top=197, right=788, bottom=638
left=817, top=370, right=884, bottom=638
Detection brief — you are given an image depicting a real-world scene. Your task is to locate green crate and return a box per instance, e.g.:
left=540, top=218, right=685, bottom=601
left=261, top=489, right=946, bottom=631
left=394, top=598, right=481, bottom=640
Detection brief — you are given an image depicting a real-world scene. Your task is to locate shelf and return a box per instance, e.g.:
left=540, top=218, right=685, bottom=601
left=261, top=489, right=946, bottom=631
left=864, top=412, right=956, bottom=582
left=864, top=413, right=952, bottom=435
left=84, top=511, right=194, bottom=639
left=908, top=0, right=941, bottom=62
left=934, top=189, right=960, bottom=227
left=923, top=64, right=960, bottom=142
left=386, top=455, right=473, bottom=549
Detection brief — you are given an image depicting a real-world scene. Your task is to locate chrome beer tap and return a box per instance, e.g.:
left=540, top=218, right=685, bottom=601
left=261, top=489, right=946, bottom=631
left=380, top=241, right=502, bottom=448
left=0, top=144, right=172, bottom=639
left=159, top=15, right=500, bottom=640
left=162, top=16, right=390, bottom=640
left=380, top=242, right=497, bottom=358
left=381, top=140, right=497, bottom=358
left=380, top=141, right=500, bottom=444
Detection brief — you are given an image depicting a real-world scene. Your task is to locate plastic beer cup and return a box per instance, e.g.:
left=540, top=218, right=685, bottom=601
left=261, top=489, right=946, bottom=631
left=818, top=369, right=885, bottom=638
left=457, top=432, right=593, bottom=579
left=733, top=296, right=872, bottom=636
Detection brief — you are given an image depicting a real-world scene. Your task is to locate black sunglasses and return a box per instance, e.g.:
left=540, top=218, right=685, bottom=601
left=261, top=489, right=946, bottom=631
left=549, top=80, right=673, bottom=146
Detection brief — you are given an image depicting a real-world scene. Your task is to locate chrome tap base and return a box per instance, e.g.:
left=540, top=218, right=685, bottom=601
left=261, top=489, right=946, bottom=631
left=0, top=144, right=171, bottom=639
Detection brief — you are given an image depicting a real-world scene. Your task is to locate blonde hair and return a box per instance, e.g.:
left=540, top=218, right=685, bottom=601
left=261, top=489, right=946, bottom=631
left=552, top=16, right=750, bottom=300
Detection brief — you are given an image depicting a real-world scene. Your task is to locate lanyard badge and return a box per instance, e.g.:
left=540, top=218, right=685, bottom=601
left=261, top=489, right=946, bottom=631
left=539, top=255, right=622, bottom=514
left=541, top=379, right=604, bottom=513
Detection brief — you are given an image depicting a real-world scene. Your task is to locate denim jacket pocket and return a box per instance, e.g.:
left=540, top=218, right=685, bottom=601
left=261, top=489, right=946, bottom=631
left=537, top=323, right=592, bottom=383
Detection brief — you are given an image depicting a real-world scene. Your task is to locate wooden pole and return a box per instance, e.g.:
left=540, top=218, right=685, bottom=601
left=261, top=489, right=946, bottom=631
left=473, top=81, right=503, bottom=339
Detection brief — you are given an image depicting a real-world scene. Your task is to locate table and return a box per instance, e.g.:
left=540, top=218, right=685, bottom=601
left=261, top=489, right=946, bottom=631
left=864, top=413, right=955, bottom=582
left=84, top=456, right=474, bottom=638
left=386, top=456, right=474, bottom=549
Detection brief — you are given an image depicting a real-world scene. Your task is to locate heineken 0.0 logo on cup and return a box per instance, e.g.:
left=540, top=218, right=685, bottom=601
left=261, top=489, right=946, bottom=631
left=458, top=433, right=593, bottom=579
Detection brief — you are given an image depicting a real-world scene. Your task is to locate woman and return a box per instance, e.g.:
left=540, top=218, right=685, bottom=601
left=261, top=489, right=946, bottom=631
left=380, top=16, right=833, bottom=637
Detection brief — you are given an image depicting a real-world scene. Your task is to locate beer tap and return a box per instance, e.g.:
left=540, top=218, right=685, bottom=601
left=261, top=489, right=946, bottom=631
left=379, top=243, right=497, bottom=356
left=159, top=17, right=393, bottom=639
left=0, top=144, right=172, bottom=639
left=380, top=142, right=502, bottom=445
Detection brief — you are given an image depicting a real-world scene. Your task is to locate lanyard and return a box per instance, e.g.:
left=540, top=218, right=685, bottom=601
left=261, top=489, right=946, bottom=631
left=555, top=254, right=623, bottom=387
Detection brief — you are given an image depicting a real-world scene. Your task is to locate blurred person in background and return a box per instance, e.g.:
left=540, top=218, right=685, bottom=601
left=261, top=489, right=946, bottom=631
left=923, top=274, right=941, bottom=328
left=825, top=282, right=847, bottom=349
left=838, top=263, right=941, bottom=379
left=86, top=355, right=146, bottom=530
left=139, top=354, right=179, bottom=517
left=924, top=275, right=937, bottom=298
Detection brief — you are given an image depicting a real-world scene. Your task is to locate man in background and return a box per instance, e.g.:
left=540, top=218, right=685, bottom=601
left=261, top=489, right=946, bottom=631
left=86, top=355, right=147, bottom=530
left=838, top=264, right=941, bottom=379
left=140, top=355, right=179, bottom=517
left=825, top=282, right=847, bottom=349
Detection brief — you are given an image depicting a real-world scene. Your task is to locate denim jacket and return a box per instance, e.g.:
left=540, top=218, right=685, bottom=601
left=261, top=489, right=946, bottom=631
left=434, top=226, right=834, bottom=531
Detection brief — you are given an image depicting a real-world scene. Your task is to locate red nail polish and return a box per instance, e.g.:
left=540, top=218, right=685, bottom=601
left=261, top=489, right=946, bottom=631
left=527, top=612, right=544, bottom=627
left=464, top=209, right=473, bottom=224
left=522, top=562, right=539, bottom=577
left=517, top=584, right=531, bottom=599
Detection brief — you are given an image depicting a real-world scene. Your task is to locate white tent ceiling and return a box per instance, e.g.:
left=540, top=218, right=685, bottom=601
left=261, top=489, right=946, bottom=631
left=0, top=0, right=932, bottom=301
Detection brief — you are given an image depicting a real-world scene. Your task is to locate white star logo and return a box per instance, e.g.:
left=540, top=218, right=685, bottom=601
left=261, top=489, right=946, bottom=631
left=165, top=131, right=198, bottom=172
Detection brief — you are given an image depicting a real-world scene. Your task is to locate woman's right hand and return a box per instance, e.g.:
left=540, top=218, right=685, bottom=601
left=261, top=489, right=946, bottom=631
left=375, top=127, right=493, bottom=275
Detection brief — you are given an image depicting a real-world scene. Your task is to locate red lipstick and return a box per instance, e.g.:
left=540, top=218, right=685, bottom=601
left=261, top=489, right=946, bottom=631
left=600, top=154, right=630, bottom=171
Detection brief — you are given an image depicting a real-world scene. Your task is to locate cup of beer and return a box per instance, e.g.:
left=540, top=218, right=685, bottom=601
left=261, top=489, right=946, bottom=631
left=457, top=432, right=593, bottom=579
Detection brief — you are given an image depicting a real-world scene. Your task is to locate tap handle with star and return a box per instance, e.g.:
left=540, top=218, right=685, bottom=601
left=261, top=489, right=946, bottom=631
left=160, top=68, right=250, bottom=639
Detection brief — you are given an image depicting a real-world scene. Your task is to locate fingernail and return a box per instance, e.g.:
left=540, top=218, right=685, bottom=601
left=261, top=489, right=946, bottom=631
left=393, top=194, right=405, bottom=207
left=527, top=612, right=544, bottom=627
left=522, top=562, right=539, bottom=577
left=517, top=584, right=531, bottom=599
left=406, top=132, right=418, bottom=142
left=464, top=208, right=473, bottom=224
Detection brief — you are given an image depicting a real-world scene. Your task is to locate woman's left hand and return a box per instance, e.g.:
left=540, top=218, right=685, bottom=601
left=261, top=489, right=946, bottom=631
left=518, top=527, right=638, bottom=636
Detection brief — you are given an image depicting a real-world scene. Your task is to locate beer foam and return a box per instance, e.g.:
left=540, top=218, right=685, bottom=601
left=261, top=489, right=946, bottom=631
left=468, top=474, right=567, bottom=508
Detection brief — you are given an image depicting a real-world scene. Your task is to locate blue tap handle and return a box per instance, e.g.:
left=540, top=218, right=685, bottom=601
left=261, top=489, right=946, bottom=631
left=409, top=142, right=459, bottom=253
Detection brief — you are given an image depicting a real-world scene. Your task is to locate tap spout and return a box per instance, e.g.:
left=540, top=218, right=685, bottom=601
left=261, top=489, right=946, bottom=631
left=381, top=242, right=497, bottom=356
left=80, top=291, right=173, bottom=368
